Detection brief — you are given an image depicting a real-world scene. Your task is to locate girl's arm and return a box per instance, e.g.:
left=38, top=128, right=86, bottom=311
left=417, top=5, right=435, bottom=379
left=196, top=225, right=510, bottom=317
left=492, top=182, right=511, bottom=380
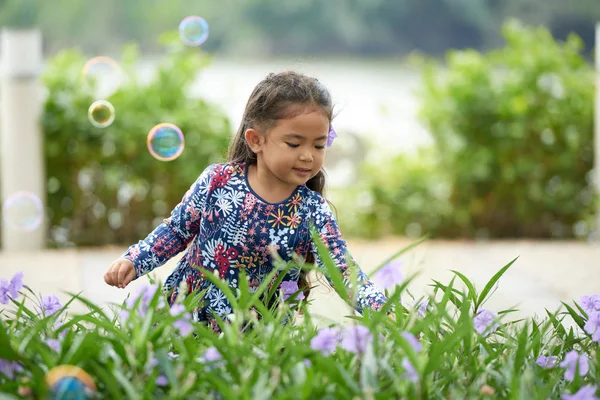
left=309, top=196, right=388, bottom=314
left=121, top=164, right=217, bottom=279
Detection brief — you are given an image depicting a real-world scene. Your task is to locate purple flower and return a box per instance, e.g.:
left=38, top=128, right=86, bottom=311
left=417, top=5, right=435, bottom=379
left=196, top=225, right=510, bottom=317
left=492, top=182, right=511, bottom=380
left=281, top=280, right=305, bottom=301
left=201, top=347, right=222, bottom=363
left=579, top=295, right=600, bottom=314
left=401, top=332, right=422, bottom=352
left=536, top=355, right=558, bottom=369
left=310, top=327, right=342, bottom=356
left=0, top=279, right=11, bottom=304
left=168, top=352, right=179, bottom=359
left=416, top=299, right=429, bottom=317
left=373, top=260, right=404, bottom=290
left=123, top=283, right=160, bottom=319
left=156, top=375, right=168, bottom=386
left=0, top=359, right=22, bottom=379
left=474, top=309, right=498, bottom=336
left=0, top=272, right=24, bottom=304
left=584, top=311, right=600, bottom=342
left=562, top=385, right=599, bottom=400
left=401, top=358, right=418, bottom=383
left=8, top=272, right=24, bottom=298
left=341, top=325, right=373, bottom=354
left=119, top=309, right=130, bottom=321
left=326, top=125, right=337, bottom=147
left=40, top=295, right=62, bottom=316
left=303, top=359, right=312, bottom=368
left=45, top=338, right=61, bottom=353
left=173, top=319, right=193, bottom=336
left=149, top=357, right=159, bottom=368
left=200, top=347, right=224, bottom=370
left=169, top=304, right=186, bottom=316
left=560, top=351, right=589, bottom=382
left=169, top=304, right=193, bottom=336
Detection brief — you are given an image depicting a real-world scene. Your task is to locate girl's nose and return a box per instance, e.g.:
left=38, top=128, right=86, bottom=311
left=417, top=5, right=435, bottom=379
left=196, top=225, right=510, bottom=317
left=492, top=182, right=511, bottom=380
left=299, top=152, right=313, bottom=162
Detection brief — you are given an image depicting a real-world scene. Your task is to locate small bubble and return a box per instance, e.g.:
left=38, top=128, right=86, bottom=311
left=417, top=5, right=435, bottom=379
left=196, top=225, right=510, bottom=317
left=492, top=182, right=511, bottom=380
left=82, top=56, right=122, bottom=98
left=2, top=191, right=44, bottom=231
left=179, top=16, right=209, bottom=46
left=88, top=100, right=115, bottom=128
left=147, top=123, right=185, bottom=161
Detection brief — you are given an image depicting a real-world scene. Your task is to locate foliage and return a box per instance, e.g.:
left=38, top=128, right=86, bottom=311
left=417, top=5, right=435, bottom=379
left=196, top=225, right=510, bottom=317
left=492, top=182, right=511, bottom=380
left=339, top=21, right=596, bottom=240
left=1, top=239, right=600, bottom=398
left=331, top=148, right=454, bottom=239
left=0, top=0, right=598, bottom=56
left=41, top=34, right=231, bottom=247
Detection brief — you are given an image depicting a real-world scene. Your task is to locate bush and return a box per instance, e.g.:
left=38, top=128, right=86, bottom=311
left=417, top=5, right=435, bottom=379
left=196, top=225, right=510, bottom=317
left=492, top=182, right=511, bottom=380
left=339, top=20, right=596, bottom=240
left=41, top=33, right=231, bottom=247
left=417, top=19, right=596, bottom=239
left=331, top=148, right=454, bottom=239
left=1, top=239, right=599, bottom=398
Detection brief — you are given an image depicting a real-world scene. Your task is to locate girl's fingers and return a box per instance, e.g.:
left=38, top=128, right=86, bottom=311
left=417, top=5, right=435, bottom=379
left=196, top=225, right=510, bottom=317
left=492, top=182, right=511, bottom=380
left=124, top=268, right=136, bottom=287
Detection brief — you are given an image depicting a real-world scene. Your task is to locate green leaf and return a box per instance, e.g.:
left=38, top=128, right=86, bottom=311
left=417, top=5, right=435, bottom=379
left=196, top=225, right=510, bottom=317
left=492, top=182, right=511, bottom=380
left=309, top=225, right=348, bottom=302
left=476, top=257, right=518, bottom=310
left=450, top=270, right=477, bottom=304
left=561, top=302, right=586, bottom=331
left=0, top=319, right=21, bottom=361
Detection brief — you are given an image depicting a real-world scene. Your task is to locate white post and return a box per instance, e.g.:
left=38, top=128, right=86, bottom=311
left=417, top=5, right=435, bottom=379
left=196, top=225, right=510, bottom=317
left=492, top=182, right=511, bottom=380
left=596, top=23, right=600, bottom=241
left=0, top=29, right=45, bottom=252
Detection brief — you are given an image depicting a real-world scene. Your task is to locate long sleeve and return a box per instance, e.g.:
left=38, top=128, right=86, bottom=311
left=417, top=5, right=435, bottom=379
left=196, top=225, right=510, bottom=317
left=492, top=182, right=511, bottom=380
left=309, top=195, right=388, bottom=314
left=122, top=164, right=217, bottom=278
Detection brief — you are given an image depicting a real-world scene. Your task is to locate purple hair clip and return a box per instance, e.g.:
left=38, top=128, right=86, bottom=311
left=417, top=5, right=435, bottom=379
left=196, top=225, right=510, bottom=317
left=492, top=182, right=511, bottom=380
left=326, top=125, right=337, bottom=147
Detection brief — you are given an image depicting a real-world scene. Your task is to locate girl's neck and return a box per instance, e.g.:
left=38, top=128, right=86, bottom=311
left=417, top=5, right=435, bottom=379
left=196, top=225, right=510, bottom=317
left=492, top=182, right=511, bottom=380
left=247, top=163, right=297, bottom=204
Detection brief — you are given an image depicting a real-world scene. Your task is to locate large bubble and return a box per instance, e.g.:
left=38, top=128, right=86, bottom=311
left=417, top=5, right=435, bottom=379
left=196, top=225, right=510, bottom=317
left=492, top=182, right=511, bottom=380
left=179, top=16, right=209, bottom=46
left=81, top=56, right=122, bottom=98
left=147, top=123, right=185, bottom=161
left=46, top=365, right=97, bottom=400
left=2, top=191, right=44, bottom=232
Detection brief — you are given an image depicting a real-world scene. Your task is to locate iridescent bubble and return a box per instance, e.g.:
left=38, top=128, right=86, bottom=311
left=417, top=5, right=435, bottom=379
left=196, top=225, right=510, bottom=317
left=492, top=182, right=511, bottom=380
left=46, top=365, right=97, bottom=400
left=2, top=191, right=44, bottom=232
left=179, top=16, right=209, bottom=46
left=88, top=100, right=115, bottom=128
left=81, top=56, right=122, bottom=98
left=147, top=123, right=185, bottom=161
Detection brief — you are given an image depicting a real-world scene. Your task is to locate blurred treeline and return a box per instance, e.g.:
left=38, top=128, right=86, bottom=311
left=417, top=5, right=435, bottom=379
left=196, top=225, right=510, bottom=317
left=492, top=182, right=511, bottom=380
left=0, top=0, right=598, bottom=57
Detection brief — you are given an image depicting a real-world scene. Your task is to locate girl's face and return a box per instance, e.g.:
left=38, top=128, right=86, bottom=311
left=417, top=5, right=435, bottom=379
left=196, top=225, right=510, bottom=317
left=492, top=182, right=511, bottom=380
left=246, top=108, right=329, bottom=189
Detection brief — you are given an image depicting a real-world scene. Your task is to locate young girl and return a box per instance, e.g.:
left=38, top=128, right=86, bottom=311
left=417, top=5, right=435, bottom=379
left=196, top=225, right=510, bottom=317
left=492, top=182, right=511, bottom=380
left=104, top=71, right=388, bottom=332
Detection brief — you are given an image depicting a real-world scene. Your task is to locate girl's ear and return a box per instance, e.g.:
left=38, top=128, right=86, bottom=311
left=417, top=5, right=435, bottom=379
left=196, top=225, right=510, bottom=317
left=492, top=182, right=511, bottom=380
left=244, top=128, right=263, bottom=153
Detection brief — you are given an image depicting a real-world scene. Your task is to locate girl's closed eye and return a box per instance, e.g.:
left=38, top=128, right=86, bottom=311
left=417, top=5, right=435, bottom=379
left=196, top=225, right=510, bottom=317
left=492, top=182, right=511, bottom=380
left=286, top=142, right=300, bottom=148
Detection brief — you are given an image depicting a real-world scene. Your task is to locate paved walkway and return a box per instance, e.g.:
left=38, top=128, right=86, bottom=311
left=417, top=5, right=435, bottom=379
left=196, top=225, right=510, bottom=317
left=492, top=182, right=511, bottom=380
left=1, top=238, right=599, bottom=326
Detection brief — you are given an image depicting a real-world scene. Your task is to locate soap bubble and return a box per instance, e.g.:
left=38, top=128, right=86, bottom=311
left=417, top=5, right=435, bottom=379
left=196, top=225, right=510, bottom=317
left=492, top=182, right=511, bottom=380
left=81, top=56, right=122, bottom=98
left=46, top=365, right=97, bottom=400
left=147, top=123, right=185, bottom=161
left=2, top=191, right=44, bottom=232
left=88, top=100, right=115, bottom=128
left=179, top=16, right=209, bottom=46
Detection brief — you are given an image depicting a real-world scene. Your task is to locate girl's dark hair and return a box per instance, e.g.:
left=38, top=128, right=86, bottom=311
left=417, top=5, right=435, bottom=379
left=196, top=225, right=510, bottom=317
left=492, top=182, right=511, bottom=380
left=226, top=70, right=334, bottom=301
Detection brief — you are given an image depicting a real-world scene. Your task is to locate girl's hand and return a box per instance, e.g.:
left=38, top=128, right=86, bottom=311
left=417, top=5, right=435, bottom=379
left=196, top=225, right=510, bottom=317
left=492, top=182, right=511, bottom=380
left=104, top=258, right=136, bottom=288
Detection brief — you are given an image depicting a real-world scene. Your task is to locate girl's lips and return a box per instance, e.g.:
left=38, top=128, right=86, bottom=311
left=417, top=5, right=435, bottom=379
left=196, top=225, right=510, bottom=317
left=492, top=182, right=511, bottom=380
left=293, top=168, right=311, bottom=175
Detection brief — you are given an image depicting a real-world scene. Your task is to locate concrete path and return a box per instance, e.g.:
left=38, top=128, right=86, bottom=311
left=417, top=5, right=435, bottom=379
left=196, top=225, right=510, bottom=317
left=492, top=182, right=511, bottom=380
left=1, top=238, right=599, bottom=326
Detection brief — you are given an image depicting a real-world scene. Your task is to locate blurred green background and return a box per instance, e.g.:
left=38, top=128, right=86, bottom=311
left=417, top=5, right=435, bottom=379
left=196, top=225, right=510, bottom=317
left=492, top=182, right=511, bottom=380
left=0, top=0, right=597, bottom=247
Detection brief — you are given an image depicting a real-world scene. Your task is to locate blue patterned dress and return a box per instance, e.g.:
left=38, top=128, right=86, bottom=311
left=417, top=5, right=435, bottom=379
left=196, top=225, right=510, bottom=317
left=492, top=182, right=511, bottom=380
left=123, top=162, right=387, bottom=331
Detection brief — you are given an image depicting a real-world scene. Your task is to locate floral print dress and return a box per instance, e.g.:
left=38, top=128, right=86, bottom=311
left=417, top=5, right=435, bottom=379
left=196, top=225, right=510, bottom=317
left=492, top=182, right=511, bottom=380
left=123, top=162, right=387, bottom=331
